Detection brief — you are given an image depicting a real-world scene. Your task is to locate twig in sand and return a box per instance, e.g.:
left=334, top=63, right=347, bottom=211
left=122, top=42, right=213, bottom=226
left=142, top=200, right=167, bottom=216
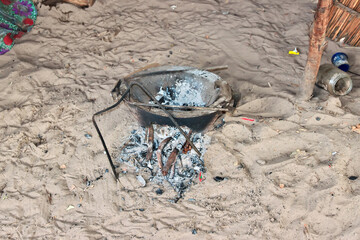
left=303, top=224, right=312, bottom=240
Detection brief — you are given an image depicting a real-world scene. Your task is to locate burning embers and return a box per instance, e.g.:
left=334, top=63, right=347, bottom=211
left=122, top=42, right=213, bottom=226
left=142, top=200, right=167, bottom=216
left=116, top=124, right=209, bottom=194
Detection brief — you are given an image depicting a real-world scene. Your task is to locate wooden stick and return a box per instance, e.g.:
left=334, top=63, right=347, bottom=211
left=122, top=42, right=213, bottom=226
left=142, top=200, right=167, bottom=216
left=162, top=148, right=179, bottom=176
left=145, top=125, right=154, bottom=162
left=162, top=130, right=192, bottom=176
left=334, top=0, right=360, bottom=17
left=204, top=65, right=229, bottom=72
left=182, top=130, right=193, bottom=154
left=327, top=0, right=360, bottom=46
left=156, top=137, right=172, bottom=170
left=127, top=102, right=229, bottom=112
left=298, top=0, right=333, bottom=100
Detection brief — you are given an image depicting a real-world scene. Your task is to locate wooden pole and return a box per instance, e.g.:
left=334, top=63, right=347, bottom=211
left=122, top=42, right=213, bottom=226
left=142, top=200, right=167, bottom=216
left=298, top=0, right=333, bottom=101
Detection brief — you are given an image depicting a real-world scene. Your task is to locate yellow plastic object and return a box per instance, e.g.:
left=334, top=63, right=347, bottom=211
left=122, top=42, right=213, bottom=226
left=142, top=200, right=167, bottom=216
left=289, top=48, right=300, bottom=55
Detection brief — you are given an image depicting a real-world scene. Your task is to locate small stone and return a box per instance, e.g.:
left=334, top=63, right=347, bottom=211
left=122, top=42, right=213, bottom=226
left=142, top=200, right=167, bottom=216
left=86, top=181, right=92, bottom=187
left=136, top=175, right=146, bottom=187
left=270, top=218, right=275, bottom=222
left=188, top=198, right=196, bottom=202
left=349, top=176, right=358, bottom=181
left=155, top=188, right=164, bottom=195
left=139, top=208, right=145, bottom=212
left=60, top=164, right=66, bottom=169
left=169, top=50, right=173, bottom=55
left=279, top=183, right=285, bottom=188
left=105, top=169, right=109, bottom=173
left=77, top=204, right=82, bottom=207
left=66, top=205, right=75, bottom=211
left=192, top=229, right=197, bottom=235
left=170, top=5, right=177, bottom=10
left=256, top=160, right=266, bottom=165
left=84, top=133, right=92, bottom=139
left=316, top=117, right=321, bottom=121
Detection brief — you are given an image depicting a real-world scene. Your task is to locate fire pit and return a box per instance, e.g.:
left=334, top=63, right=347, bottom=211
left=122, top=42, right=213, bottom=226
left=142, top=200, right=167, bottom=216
left=93, top=65, right=232, bottom=183
left=116, top=124, right=210, bottom=195
left=111, top=65, right=232, bottom=132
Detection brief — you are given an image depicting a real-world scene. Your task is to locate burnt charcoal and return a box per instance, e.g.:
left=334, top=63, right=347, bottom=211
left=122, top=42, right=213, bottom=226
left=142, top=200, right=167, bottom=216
left=214, top=119, right=226, bottom=130
left=153, top=139, right=159, bottom=149
left=164, top=86, right=176, bottom=100
left=158, top=96, right=165, bottom=104
left=349, top=176, right=358, bottom=181
left=186, top=169, right=195, bottom=178
left=130, top=134, right=141, bottom=144
left=140, top=161, right=148, bottom=168
left=174, top=132, right=181, bottom=139
left=140, top=151, right=147, bottom=158
left=155, top=188, right=164, bottom=195
left=213, top=176, right=225, bottom=182
left=190, top=155, right=200, bottom=164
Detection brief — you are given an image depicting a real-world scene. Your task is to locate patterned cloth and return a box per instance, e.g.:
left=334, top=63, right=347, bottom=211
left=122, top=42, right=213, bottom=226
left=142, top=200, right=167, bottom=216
left=0, top=0, right=37, bottom=55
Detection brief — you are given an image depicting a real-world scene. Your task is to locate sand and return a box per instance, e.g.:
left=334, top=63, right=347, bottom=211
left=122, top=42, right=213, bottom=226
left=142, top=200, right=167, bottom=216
left=1, top=0, right=360, bottom=239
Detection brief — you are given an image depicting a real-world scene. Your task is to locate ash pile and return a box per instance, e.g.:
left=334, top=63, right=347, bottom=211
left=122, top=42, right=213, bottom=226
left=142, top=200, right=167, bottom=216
left=150, top=79, right=206, bottom=107
left=116, top=124, right=210, bottom=195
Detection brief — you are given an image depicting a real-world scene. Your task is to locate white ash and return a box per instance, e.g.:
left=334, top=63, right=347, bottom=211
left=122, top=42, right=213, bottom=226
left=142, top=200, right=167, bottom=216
left=116, top=125, right=210, bottom=194
left=150, top=80, right=206, bottom=107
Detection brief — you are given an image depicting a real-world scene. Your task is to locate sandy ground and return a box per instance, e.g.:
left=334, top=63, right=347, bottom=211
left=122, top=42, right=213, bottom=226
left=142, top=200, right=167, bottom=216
left=1, top=0, right=360, bottom=239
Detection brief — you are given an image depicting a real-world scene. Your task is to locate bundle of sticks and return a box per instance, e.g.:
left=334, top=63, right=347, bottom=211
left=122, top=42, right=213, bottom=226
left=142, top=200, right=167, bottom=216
left=327, top=0, right=360, bottom=46
left=145, top=125, right=193, bottom=177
